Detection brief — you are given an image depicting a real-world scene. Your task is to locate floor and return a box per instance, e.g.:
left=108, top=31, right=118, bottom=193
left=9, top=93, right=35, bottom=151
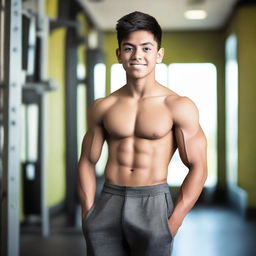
left=20, top=203, right=256, bottom=256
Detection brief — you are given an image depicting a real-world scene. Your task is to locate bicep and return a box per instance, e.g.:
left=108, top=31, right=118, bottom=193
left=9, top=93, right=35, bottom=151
left=80, top=125, right=105, bottom=165
left=79, top=98, right=106, bottom=165
left=173, top=97, right=207, bottom=168
left=175, top=125, right=207, bottom=168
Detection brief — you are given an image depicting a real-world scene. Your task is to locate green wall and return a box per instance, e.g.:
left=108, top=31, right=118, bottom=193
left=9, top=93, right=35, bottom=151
left=46, top=0, right=66, bottom=207
left=226, top=5, right=256, bottom=208
left=103, top=30, right=226, bottom=190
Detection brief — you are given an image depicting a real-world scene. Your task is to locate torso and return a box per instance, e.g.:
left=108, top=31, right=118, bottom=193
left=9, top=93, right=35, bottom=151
left=98, top=85, right=179, bottom=186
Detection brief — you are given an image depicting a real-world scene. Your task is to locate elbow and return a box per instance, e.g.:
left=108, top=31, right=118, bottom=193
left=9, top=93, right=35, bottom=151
left=77, top=157, right=96, bottom=174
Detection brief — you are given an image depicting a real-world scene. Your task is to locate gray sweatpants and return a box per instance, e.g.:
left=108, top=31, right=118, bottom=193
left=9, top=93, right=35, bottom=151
left=82, top=182, right=174, bottom=256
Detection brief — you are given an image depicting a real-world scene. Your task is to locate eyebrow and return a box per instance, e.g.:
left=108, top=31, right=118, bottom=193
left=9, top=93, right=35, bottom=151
left=122, top=42, right=154, bottom=47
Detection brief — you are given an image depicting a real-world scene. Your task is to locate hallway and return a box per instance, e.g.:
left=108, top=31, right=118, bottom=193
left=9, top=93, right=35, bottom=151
left=21, top=203, right=256, bottom=256
left=2, top=1, right=256, bottom=255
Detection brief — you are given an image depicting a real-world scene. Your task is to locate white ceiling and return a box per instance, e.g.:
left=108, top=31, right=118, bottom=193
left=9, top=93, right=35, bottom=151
left=78, top=0, right=239, bottom=31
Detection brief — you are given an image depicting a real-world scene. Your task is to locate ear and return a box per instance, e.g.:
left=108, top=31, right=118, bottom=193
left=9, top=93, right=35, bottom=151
left=156, top=48, right=164, bottom=64
left=116, top=48, right=122, bottom=63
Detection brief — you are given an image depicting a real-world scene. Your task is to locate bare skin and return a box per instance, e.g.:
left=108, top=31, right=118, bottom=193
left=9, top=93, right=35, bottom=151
left=78, top=30, right=208, bottom=237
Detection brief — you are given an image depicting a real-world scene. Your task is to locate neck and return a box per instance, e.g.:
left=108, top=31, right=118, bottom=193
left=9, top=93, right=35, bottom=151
left=125, top=73, right=157, bottom=99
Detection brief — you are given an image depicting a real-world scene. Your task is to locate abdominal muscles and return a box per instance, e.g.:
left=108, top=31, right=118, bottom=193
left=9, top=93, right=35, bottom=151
left=104, top=133, right=174, bottom=186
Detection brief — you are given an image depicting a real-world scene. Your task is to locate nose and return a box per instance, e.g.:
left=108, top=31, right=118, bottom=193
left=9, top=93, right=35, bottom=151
left=131, top=48, right=143, bottom=60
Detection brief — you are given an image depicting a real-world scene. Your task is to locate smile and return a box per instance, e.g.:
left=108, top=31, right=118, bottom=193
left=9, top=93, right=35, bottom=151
left=130, top=63, right=147, bottom=66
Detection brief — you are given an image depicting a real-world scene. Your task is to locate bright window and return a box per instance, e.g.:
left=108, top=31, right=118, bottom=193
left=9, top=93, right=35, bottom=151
left=21, top=104, right=38, bottom=162
left=94, top=63, right=106, bottom=99
left=168, top=63, right=217, bottom=187
left=77, top=63, right=86, bottom=158
left=225, top=34, right=238, bottom=186
left=110, top=64, right=126, bottom=93
left=77, top=84, right=86, bottom=157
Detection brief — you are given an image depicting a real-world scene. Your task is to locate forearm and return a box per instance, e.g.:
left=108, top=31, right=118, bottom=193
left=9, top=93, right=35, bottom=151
left=77, top=159, right=97, bottom=218
left=171, top=165, right=207, bottom=227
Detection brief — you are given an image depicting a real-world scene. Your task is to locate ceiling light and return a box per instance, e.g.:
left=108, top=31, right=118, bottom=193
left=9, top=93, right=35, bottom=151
left=184, top=10, right=208, bottom=20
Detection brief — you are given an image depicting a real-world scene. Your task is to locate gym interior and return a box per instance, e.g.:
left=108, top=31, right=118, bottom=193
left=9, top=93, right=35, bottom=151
left=1, top=0, right=256, bottom=255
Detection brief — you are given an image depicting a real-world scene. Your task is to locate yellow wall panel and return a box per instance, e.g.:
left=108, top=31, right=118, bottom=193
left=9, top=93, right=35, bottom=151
left=46, top=27, right=67, bottom=207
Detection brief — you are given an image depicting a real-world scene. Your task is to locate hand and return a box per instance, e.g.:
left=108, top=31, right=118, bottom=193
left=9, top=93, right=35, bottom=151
left=82, top=204, right=94, bottom=220
left=168, top=215, right=181, bottom=237
left=82, top=208, right=90, bottom=220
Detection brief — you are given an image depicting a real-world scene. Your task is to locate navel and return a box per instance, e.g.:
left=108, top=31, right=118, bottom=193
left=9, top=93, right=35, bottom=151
left=152, top=133, right=158, bottom=139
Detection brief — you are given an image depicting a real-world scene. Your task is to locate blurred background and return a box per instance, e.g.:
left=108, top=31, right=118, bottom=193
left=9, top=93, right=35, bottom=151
left=0, top=0, right=256, bottom=255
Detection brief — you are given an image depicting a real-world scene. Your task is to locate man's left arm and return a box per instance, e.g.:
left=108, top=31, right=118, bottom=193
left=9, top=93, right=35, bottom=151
left=168, top=96, right=208, bottom=236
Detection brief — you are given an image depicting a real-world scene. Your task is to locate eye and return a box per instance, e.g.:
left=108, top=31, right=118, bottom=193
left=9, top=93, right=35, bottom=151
left=124, top=47, right=133, bottom=52
left=143, top=47, right=151, bottom=52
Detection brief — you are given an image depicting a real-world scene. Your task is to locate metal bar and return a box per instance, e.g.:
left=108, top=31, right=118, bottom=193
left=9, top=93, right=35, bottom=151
left=38, top=86, right=49, bottom=236
left=37, top=0, right=49, bottom=237
left=65, top=26, right=78, bottom=226
left=49, top=18, right=80, bottom=31
left=1, top=0, right=22, bottom=255
left=0, top=0, right=5, bottom=84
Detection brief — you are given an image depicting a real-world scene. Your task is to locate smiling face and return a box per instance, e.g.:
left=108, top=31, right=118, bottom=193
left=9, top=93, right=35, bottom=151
left=116, top=30, right=164, bottom=80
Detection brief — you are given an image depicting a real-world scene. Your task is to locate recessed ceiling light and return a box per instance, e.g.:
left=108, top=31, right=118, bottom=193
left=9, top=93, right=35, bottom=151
left=184, top=10, right=208, bottom=20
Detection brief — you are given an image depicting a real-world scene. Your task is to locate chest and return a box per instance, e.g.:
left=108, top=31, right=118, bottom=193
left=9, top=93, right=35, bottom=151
left=103, top=99, right=173, bottom=139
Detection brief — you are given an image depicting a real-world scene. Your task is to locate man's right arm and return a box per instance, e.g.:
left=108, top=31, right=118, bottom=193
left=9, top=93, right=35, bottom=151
left=77, top=99, right=105, bottom=219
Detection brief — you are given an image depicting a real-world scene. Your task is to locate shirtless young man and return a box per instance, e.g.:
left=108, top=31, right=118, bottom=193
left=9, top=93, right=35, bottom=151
left=78, top=11, right=207, bottom=256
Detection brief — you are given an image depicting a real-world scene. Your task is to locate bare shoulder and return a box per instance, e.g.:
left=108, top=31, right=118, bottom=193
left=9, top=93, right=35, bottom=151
left=165, top=94, right=199, bottom=127
left=88, top=95, right=117, bottom=124
left=166, top=94, right=199, bottom=114
left=89, top=85, right=126, bottom=117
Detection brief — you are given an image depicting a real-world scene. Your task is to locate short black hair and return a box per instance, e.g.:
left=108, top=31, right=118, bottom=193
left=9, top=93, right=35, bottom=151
left=116, top=11, right=162, bottom=50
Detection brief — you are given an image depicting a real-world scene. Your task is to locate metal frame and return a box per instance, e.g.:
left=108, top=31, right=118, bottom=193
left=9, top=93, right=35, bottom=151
left=1, top=0, right=22, bottom=255
left=65, top=32, right=79, bottom=225
left=64, top=0, right=105, bottom=226
left=20, top=0, right=51, bottom=237
left=37, top=0, right=50, bottom=237
left=65, top=4, right=79, bottom=225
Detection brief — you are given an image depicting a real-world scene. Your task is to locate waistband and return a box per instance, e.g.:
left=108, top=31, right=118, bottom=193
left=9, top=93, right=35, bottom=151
left=102, top=182, right=170, bottom=197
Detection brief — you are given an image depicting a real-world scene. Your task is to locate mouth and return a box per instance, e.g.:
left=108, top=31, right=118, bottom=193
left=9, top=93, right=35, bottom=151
left=130, top=63, right=147, bottom=66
